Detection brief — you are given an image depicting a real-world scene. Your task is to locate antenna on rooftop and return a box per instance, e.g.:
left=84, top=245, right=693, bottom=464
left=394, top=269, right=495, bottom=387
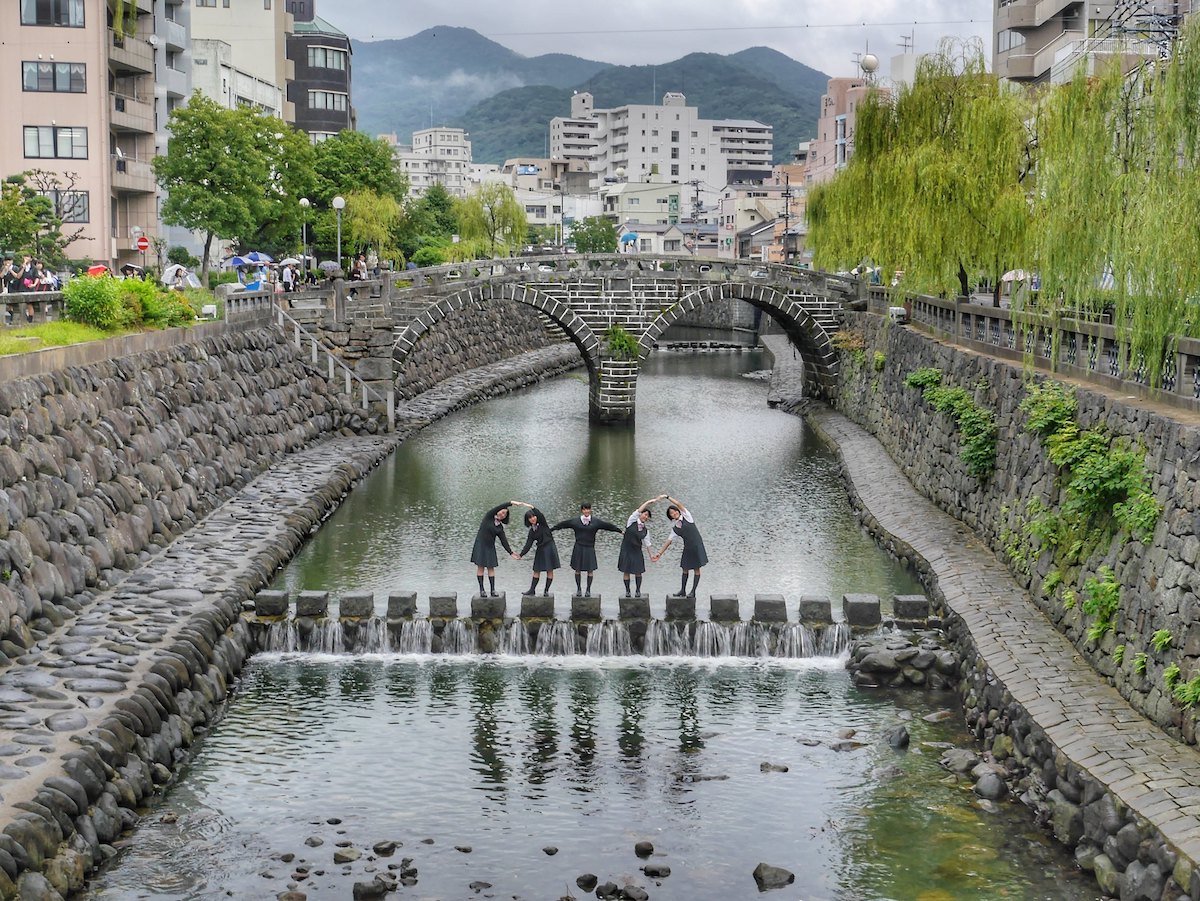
left=855, top=43, right=880, bottom=84
left=898, top=31, right=914, bottom=54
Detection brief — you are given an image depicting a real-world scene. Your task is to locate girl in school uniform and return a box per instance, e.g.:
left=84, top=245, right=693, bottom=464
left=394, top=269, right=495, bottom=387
left=656, top=495, right=710, bottom=599
left=470, top=501, right=525, bottom=597
left=517, top=506, right=561, bottom=597
left=618, top=495, right=664, bottom=597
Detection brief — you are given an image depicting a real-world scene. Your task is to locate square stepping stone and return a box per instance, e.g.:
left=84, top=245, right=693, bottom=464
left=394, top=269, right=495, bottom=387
left=665, top=595, right=696, bottom=621
left=254, top=590, right=288, bottom=618
left=571, top=595, right=601, bottom=621
left=429, top=592, right=458, bottom=619
left=709, top=593, right=740, bottom=622
left=620, top=596, right=651, bottom=620
left=893, top=595, right=930, bottom=621
left=471, top=593, right=506, bottom=620
left=520, top=594, right=554, bottom=618
left=798, top=595, right=832, bottom=625
left=339, top=591, right=375, bottom=619
left=842, top=593, right=882, bottom=628
left=296, top=590, right=329, bottom=617
left=753, top=594, right=788, bottom=623
left=387, top=592, right=417, bottom=620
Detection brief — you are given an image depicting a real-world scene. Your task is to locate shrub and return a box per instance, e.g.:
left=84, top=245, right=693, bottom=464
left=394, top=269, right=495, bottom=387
left=1151, top=629, right=1174, bottom=653
left=604, top=324, right=640, bottom=361
left=903, top=367, right=943, bottom=390
left=1082, top=566, right=1120, bottom=640
left=1113, top=644, right=1125, bottom=665
left=905, top=371, right=997, bottom=479
left=1134, top=652, right=1148, bottom=675
left=873, top=350, right=886, bottom=372
left=411, top=246, right=447, bottom=268
left=63, top=275, right=123, bottom=330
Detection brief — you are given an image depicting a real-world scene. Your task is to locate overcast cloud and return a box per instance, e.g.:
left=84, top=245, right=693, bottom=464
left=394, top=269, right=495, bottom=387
left=317, top=0, right=993, bottom=80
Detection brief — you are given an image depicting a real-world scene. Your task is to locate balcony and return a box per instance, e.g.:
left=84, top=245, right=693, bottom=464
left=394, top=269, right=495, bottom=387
left=996, top=2, right=1037, bottom=29
left=161, top=66, right=189, bottom=99
left=159, top=18, right=187, bottom=51
left=109, top=31, right=154, bottom=74
left=111, top=94, right=154, bottom=133
left=112, top=156, right=156, bottom=194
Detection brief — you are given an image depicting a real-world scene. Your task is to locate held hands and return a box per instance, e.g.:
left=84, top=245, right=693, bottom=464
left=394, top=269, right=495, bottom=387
left=511, top=553, right=521, bottom=560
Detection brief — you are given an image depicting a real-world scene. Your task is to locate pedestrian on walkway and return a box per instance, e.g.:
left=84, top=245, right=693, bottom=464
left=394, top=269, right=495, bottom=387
left=618, top=495, right=664, bottom=598
left=470, top=501, right=521, bottom=597
left=517, top=505, right=561, bottom=597
left=655, top=495, right=709, bottom=598
left=551, top=502, right=622, bottom=596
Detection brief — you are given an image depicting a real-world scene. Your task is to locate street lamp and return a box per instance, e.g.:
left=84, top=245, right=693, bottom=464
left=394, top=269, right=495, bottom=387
left=332, top=195, right=346, bottom=271
left=299, top=197, right=310, bottom=274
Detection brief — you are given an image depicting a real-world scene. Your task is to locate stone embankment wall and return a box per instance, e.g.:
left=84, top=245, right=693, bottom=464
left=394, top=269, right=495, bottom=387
left=833, top=314, right=1200, bottom=747
left=672, top=297, right=760, bottom=331
left=0, top=329, right=373, bottom=661
left=396, top=299, right=556, bottom=399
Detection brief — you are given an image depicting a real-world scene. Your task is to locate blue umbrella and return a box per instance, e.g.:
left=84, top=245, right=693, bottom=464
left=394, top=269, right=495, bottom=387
left=620, top=232, right=638, bottom=245
left=226, top=255, right=250, bottom=268
left=244, top=251, right=273, bottom=264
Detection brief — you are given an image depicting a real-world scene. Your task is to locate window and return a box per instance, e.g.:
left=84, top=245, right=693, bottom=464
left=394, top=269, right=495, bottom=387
left=670, top=165, right=679, bottom=176
left=671, top=130, right=679, bottom=142
left=21, top=0, right=84, bottom=25
left=264, top=0, right=271, bottom=7
left=308, top=90, right=348, bottom=111
left=670, top=148, right=679, bottom=159
left=23, top=125, right=87, bottom=159
left=997, top=29, right=1025, bottom=53
left=40, top=190, right=89, bottom=223
left=309, top=131, right=336, bottom=144
left=22, top=61, right=85, bottom=92
left=308, top=46, right=348, bottom=69
left=195, top=0, right=215, bottom=5
left=627, top=197, right=640, bottom=206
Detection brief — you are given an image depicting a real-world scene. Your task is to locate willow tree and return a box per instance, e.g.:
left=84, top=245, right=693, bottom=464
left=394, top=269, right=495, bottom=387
left=808, top=41, right=1034, bottom=301
left=457, top=183, right=526, bottom=259
left=1025, top=16, right=1200, bottom=387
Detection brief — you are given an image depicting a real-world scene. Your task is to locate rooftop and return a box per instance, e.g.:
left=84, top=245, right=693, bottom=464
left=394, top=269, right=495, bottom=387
left=292, top=15, right=348, bottom=38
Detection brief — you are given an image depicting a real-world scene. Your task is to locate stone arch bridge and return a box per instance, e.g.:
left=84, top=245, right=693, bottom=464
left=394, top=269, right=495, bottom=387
left=392, top=254, right=864, bottom=423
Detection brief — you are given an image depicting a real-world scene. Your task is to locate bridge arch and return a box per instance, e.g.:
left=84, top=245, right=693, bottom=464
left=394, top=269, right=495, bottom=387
left=640, top=282, right=840, bottom=399
left=393, top=281, right=602, bottom=384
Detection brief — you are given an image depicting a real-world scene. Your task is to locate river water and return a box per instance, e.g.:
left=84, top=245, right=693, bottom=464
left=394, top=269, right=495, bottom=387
left=81, top=349, right=1100, bottom=900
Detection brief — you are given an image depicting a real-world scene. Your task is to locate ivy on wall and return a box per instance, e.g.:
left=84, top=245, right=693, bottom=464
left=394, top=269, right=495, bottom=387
left=903, top=368, right=997, bottom=479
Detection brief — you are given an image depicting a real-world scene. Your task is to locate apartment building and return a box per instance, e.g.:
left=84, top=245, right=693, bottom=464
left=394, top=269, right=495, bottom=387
left=994, top=1, right=1191, bottom=84
left=550, top=91, right=773, bottom=190
left=805, top=77, right=875, bottom=187
left=191, top=0, right=294, bottom=121
left=1, top=0, right=198, bottom=267
left=389, top=128, right=473, bottom=198
left=287, top=3, right=355, bottom=142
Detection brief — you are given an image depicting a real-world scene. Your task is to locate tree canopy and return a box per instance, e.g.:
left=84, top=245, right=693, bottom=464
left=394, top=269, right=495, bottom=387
left=456, top=183, right=526, bottom=258
left=571, top=216, right=618, bottom=254
left=808, top=40, right=1033, bottom=299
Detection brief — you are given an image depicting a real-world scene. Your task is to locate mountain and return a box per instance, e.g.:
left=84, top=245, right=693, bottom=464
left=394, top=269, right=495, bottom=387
left=350, top=27, right=831, bottom=165
left=461, top=50, right=828, bottom=165
left=351, top=26, right=612, bottom=141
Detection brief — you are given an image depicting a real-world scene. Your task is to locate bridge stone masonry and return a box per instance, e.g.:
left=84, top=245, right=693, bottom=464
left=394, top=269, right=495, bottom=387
left=391, top=254, right=862, bottom=423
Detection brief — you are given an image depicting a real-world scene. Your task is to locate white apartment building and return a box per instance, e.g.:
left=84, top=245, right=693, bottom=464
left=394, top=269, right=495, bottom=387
left=191, top=0, right=294, bottom=121
left=392, top=127, right=473, bottom=198
left=550, top=92, right=773, bottom=191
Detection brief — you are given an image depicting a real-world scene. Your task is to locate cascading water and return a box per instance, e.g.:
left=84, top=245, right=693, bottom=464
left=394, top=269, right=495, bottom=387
left=533, top=621, right=578, bottom=656
left=259, top=617, right=853, bottom=659
left=584, top=621, right=632, bottom=656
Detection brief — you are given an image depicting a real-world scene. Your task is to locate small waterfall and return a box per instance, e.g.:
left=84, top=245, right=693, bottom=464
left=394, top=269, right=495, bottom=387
left=395, top=619, right=433, bottom=654
left=263, top=620, right=299, bottom=653
left=818, top=622, right=851, bottom=656
left=442, top=619, right=478, bottom=655
left=731, top=622, right=771, bottom=657
left=643, top=620, right=690, bottom=656
left=534, top=621, right=579, bottom=656
left=352, top=618, right=391, bottom=654
left=774, top=623, right=817, bottom=658
left=309, top=620, right=344, bottom=654
left=692, top=621, right=732, bottom=658
left=496, top=620, right=531, bottom=655
left=585, top=621, right=632, bottom=656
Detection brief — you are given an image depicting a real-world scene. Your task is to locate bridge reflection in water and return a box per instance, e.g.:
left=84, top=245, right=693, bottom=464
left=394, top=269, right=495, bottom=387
left=393, top=254, right=864, bottom=422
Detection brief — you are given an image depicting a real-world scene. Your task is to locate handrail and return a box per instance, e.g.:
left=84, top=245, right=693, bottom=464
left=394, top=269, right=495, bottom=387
left=272, top=302, right=395, bottom=433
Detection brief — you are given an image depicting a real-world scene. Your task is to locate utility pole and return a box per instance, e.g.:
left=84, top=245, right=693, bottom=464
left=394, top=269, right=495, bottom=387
left=688, top=179, right=702, bottom=255
left=781, top=173, right=792, bottom=264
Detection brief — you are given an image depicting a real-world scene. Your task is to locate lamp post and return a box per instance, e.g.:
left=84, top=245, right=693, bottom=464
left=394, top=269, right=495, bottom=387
left=299, top=197, right=310, bottom=274
left=332, top=195, right=346, bottom=271
left=554, top=182, right=566, bottom=249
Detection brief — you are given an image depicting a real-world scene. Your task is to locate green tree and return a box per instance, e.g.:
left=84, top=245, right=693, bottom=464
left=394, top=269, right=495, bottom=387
left=312, top=130, right=405, bottom=203
left=808, top=40, right=1033, bottom=301
left=154, top=93, right=273, bottom=283
left=24, top=169, right=88, bottom=265
left=457, top=183, right=526, bottom=258
left=397, top=183, right=459, bottom=260
left=245, top=121, right=317, bottom=258
left=344, top=189, right=403, bottom=262
left=571, top=216, right=618, bottom=254
left=0, top=176, right=44, bottom=258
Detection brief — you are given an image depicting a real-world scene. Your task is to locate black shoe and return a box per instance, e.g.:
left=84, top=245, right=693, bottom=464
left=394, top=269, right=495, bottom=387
left=670, top=591, right=686, bottom=599
left=584, top=590, right=591, bottom=597
left=624, top=591, right=631, bottom=598
left=542, top=591, right=551, bottom=597
left=687, top=592, right=696, bottom=599
left=521, top=589, right=536, bottom=597
left=490, top=591, right=499, bottom=597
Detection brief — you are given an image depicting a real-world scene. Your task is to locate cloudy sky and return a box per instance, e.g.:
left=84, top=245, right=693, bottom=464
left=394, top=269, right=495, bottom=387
left=317, top=0, right=994, bottom=78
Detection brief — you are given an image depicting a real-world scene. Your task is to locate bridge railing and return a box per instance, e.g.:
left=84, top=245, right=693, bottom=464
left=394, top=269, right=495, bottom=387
left=898, top=291, right=1200, bottom=409
left=2, top=291, right=65, bottom=327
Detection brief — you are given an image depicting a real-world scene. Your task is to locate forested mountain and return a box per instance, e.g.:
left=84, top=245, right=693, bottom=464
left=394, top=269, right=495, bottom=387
left=351, top=28, right=829, bottom=165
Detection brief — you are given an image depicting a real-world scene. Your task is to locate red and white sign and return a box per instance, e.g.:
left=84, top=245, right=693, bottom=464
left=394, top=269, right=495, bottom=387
left=135, top=235, right=150, bottom=252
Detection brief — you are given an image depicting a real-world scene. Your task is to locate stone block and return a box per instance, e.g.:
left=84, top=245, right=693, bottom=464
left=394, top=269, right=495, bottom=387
left=665, top=595, right=696, bottom=621
left=571, top=595, right=601, bottom=621
left=471, top=593, right=506, bottom=620
left=520, top=594, right=554, bottom=619
left=387, top=592, right=417, bottom=619
left=798, top=595, right=832, bottom=625
left=354, top=358, right=393, bottom=381
left=753, top=594, right=787, bottom=623
left=253, top=590, right=288, bottom=618
left=842, top=593, right=882, bottom=629
left=893, top=595, right=929, bottom=621
left=339, top=591, right=375, bottom=619
left=709, top=593, right=740, bottom=622
left=295, top=590, right=329, bottom=618
left=428, top=592, right=458, bottom=619
left=620, top=596, right=651, bottom=620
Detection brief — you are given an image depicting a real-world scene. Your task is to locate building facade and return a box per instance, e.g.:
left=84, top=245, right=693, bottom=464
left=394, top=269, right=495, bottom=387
left=550, top=92, right=773, bottom=190
left=287, top=9, right=355, bottom=142
left=805, top=77, right=874, bottom=187
left=191, top=0, right=294, bottom=121
left=390, top=127, right=473, bottom=198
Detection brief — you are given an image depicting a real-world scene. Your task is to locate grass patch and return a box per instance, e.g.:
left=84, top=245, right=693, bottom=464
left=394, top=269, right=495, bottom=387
left=0, top=321, right=123, bottom=356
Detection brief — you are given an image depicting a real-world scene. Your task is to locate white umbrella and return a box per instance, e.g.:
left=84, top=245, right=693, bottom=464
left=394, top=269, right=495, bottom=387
left=161, top=264, right=188, bottom=284
left=318, top=261, right=340, bottom=272
left=1000, top=269, right=1029, bottom=282
left=279, top=257, right=301, bottom=266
